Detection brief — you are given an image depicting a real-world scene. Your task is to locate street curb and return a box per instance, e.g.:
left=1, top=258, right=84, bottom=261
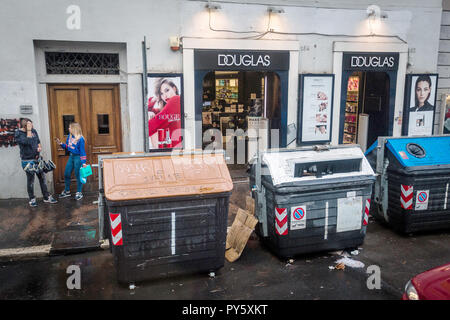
left=0, top=240, right=110, bottom=262
left=0, top=244, right=51, bottom=262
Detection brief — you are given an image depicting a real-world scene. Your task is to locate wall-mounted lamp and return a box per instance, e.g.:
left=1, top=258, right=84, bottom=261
left=366, top=5, right=387, bottom=35
left=267, top=7, right=285, bottom=14
left=169, top=36, right=180, bottom=51
left=366, top=5, right=388, bottom=20
left=205, top=3, right=221, bottom=10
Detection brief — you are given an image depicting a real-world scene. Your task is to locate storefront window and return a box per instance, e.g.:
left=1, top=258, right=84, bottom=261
left=343, top=72, right=390, bottom=150
left=201, top=71, right=280, bottom=166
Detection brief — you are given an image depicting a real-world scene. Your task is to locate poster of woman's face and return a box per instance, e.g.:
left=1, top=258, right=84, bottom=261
left=409, top=75, right=437, bottom=112
left=249, top=98, right=263, bottom=117
left=147, top=75, right=183, bottom=150
left=405, top=74, right=437, bottom=136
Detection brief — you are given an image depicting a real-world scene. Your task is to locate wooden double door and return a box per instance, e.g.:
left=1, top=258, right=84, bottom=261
left=48, top=84, right=122, bottom=193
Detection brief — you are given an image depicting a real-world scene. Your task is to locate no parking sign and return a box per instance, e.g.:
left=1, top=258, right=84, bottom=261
left=291, top=206, right=307, bottom=230
left=415, top=190, right=429, bottom=211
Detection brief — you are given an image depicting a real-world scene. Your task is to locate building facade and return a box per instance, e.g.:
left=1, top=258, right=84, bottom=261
left=0, top=0, right=445, bottom=198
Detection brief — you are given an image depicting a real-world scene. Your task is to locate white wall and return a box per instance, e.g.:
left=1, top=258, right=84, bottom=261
left=437, top=10, right=450, bottom=133
left=0, top=0, right=443, bottom=198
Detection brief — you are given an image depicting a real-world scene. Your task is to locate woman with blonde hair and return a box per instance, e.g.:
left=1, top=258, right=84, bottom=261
left=56, top=122, right=87, bottom=200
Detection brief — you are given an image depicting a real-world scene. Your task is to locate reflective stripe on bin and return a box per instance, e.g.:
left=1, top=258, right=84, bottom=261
left=275, top=208, right=288, bottom=236
left=363, top=199, right=371, bottom=226
left=400, top=185, right=414, bottom=210
left=109, top=213, right=123, bottom=246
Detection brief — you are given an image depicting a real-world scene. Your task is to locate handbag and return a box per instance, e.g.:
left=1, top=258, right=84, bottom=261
left=38, top=156, right=56, bottom=173
left=79, top=164, right=92, bottom=184
left=25, top=156, right=55, bottom=174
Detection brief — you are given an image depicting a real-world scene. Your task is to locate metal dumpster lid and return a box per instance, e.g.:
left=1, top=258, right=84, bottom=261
left=366, top=136, right=450, bottom=167
left=262, top=146, right=374, bottom=186
left=385, top=136, right=450, bottom=167
left=102, top=153, right=233, bottom=201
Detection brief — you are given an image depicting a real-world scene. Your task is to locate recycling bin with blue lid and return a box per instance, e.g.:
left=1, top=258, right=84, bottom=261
left=365, top=135, right=450, bottom=233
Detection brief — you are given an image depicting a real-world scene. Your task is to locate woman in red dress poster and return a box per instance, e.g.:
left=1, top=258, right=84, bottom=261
left=148, top=78, right=182, bottom=149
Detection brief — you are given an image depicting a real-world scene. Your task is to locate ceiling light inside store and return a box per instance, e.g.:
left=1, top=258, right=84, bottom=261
left=267, top=7, right=285, bottom=14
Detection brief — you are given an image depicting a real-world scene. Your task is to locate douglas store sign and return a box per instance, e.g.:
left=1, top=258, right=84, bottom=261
left=343, top=52, right=399, bottom=71
left=194, top=50, right=290, bottom=71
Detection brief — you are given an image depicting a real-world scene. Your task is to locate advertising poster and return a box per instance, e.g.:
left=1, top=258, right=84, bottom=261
left=299, top=75, right=334, bottom=143
left=147, top=75, right=183, bottom=150
left=404, top=74, right=438, bottom=136
left=444, top=95, right=450, bottom=134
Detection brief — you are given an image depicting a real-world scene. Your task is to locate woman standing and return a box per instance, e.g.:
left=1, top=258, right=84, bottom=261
left=15, top=118, right=57, bottom=207
left=56, top=122, right=87, bottom=201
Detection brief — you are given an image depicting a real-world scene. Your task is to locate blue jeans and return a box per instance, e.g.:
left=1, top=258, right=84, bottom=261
left=64, top=154, right=83, bottom=193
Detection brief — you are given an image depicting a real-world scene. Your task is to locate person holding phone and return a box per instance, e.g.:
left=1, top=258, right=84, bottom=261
left=56, top=122, right=87, bottom=201
left=15, top=118, right=57, bottom=207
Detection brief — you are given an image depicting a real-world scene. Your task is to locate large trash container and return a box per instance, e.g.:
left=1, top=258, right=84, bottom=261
left=250, top=145, right=376, bottom=258
left=98, top=151, right=233, bottom=284
left=365, top=136, right=450, bottom=234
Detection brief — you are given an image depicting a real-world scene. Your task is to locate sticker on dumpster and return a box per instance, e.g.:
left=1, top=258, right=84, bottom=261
left=399, top=151, right=409, bottom=160
left=275, top=208, right=288, bottom=235
left=337, top=196, right=363, bottom=232
left=109, top=213, right=123, bottom=246
left=415, top=190, right=429, bottom=211
left=347, top=191, right=356, bottom=198
left=400, top=185, right=414, bottom=210
left=363, top=199, right=371, bottom=226
left=291, top=206, right=306, bottom=230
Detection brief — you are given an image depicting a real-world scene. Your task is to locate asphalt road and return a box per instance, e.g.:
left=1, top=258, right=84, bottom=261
left=1, top=215, right=448, bottom=300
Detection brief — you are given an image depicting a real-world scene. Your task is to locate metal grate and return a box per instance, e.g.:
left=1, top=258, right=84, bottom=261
left=45, top=52, right=120, bottom=75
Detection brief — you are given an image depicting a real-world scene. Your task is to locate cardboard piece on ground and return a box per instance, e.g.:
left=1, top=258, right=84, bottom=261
left=245, top=196, right=255, bottom=215
left=225, top=208, right=259, bottom=262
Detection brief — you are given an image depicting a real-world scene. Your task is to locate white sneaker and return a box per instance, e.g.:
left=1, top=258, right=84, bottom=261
left=43, top=195, right=58, bottom=204
left=29, top=198, right=37, bottom=207
left=59, top=190, right=71, bottom=198
left=75, top=192, right=83, bottom=201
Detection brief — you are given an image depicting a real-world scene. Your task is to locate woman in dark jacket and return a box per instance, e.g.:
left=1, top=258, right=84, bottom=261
left=14, top=118, right=57, bottom=207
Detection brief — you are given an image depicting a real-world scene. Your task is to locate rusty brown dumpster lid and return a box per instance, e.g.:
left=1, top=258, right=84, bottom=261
left=102, top=153, right=233, bottom=201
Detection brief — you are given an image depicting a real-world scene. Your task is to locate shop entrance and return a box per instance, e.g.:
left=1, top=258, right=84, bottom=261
left=339, top=52, right=398, bottom=150
left=343, top=72, right=390, bottom=149
left=200, top=71, right=281, bottom=169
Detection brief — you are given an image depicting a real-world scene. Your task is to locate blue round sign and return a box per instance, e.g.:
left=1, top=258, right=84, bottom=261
left=293, top=208, right=305, bottom=220
left=418, top=192, right=428, bottom=203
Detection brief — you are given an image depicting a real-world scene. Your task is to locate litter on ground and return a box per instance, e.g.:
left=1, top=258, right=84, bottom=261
left=335, top=257, right=365, bottom=269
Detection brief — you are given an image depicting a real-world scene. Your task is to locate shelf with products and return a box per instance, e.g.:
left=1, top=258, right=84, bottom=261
left=343, top=133, right=357, bottom=144
left=216, top=85, right=238, bottom=89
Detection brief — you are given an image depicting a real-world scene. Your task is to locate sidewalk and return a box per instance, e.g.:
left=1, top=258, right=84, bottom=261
left=0, top=194, right=100, bottom=254
left=0, top=170, right=250, bottom=258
